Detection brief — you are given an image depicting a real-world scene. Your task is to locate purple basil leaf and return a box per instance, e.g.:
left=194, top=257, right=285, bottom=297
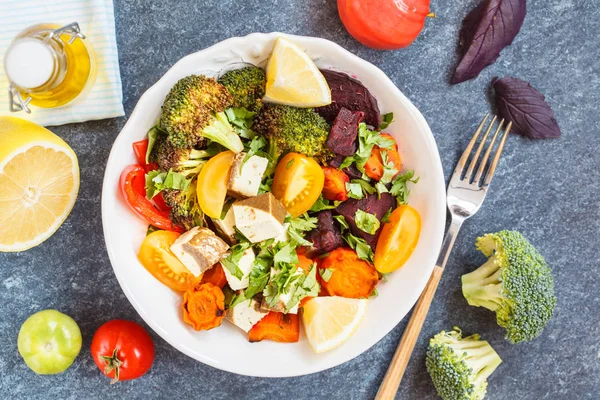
left=452, top=0, right=527, bottom=84
left=493, top=77, right=561, bottom=139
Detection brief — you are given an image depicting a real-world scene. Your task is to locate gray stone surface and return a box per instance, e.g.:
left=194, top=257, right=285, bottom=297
left=1, top=0, right=599, bottom=398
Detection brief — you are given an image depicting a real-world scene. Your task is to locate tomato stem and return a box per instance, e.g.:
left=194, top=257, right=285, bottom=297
left=100, top=348, right=123, bottom=384
left=427, top=12, right=436, bottom=18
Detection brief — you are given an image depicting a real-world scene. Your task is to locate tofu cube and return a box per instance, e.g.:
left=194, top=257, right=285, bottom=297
left=233, top=193, right=287, bottom=243
left=261, top=268, right=305, bottom=314
left=227, top=152, right=268, bottom=198
left=225, top=298, right=269, bottom=332
left=222, top=248, right=255, bottom=290
left=273, top=222, right=290, bottom=244
left=212, top=204, right=237, bottom=244
left=170, top=227, right=229, bottom=277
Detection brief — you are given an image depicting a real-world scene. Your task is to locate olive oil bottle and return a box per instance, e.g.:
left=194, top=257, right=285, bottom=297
left=4, top=22, right=96, bottom=112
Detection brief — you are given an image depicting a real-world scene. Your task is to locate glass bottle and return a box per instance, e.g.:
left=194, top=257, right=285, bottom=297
left=4, top=22, right=96, bottom=113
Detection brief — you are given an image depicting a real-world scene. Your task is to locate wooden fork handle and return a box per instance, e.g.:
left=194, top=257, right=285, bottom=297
left=375, top=266, right=444, bottom=400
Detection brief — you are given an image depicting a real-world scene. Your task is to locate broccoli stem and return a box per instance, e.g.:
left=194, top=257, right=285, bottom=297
left=201, top=112, right=244, bottom=153
left=461, top=256, right=505, bottom=311
left=449, top=336, right=502, bottom=387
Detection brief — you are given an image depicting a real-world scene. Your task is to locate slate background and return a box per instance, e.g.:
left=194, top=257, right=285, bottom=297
left=1, top=0, right=599, bottom=398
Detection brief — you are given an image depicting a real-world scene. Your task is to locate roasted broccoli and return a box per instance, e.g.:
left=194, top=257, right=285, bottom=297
left=218, top=66, right=266, bottom=111
left=162, top=181, right=203, bottom=230
left=461, top=231, right=556, bottom=344
left=159, top=75, right=243, bottom=152
left=150, top=133, right=213, bottom=177
left=426, top=328, right=502, bottom=400
left=253, top=104, right=332, bottom=163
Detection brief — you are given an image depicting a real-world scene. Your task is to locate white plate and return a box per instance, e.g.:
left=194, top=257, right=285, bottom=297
left=101, top=32, right=446, bottom=377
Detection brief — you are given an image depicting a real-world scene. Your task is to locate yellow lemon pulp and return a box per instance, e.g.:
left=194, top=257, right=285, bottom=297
left=0, top=117, right=79, bottom=252
left=302, top=296, right=368, bottom=353
left=264, top=37, right=332, bottom=107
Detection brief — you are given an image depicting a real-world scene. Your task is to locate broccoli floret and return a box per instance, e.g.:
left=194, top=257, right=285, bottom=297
left=151, top=134, right=212, bottom=177
left=218, top=66, right=266, bottom=111
left=461, top=231, right=556, bottom=344
left=159, top=75, right=243, bottom=152
left=253, top=104, right=332, bottom=163
left=426, top=328, right=502, bottom=400
left=162, top=181, right=203, bottom=230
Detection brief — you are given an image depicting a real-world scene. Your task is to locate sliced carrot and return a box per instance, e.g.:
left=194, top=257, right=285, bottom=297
left=322, top=166, right=350, bottom=201
left=297, top=254, right=315, bottom=273
left=181, top=282, right=225, bottom=331
left=319, top=247, right=379, bottom=298
left=248, top=312, right=299, bottom=343
left=200, top=263, right=228, bottom=288
left=364, top=133, right=402, bottom=181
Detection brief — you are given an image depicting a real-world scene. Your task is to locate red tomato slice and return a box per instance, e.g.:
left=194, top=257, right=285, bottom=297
left=119, top=165, right=182, bottom=232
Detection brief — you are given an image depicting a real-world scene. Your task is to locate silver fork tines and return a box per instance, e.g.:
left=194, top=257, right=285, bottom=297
left=448, top=114, right=512, bottom=218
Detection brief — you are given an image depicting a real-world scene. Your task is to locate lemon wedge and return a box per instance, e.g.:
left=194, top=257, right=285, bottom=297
left=0, top=117, right=79, bottom=252
left=263, top=37, right=332, bottom=107
left=302, top=296, right=368, bottom=353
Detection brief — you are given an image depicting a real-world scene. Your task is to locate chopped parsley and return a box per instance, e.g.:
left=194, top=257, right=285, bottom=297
left=333, top=215, right=349, bottom=231
left=355, top=209, right=380, bottom=235
left=381, top=208, right=393, bottom=223
left=319, top=268, right=334, bottom=282
left=225, top=107, right=256, bottom=139
left=220, top=242, right=251, bottom=280
left=145, top=169, right=190, bottom=199
left=378, top=112, right=394, bottom=130
left=346, top=179, right=376, bottom=200
left=285, top=214, right=317, bottom=247
left=309, top=195, right=339, bottom=212
left=344, top=232, right=374, bottom=263
left=390, top=170, right=419, bottom=205
left=145, top=125, right=161, bottom=164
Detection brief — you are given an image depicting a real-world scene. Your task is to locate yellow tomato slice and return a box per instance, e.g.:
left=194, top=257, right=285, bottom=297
left=196, top=150, right=235, bottom=219
left=138, top=230, right=195, bottom=292
left=272, top=153, right=324, bottom=217
left=374, top=205, right=421, bottom=274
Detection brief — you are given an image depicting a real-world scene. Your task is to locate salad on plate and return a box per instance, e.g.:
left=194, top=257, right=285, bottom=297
left=119, top=37, right=421, bottom=354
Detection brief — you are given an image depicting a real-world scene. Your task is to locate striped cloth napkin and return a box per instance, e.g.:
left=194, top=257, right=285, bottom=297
left=0, top=0, right=124, bottom=126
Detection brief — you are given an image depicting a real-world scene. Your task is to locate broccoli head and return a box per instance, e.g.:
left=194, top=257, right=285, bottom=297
left=162, top=181, right=203, bottom=231
left=218, top=66, right=266, bottom=111
left=461, top=230, right=556, bottom=344
left=426, top=328, right=502, bottom=400
left=150, top=133, right=213, bottom=177
left=160, top=75, right=243, bottom=152
left=253, top=104, right=332, bottom=163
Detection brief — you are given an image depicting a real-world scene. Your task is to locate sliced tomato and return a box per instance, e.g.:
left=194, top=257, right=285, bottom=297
left=364, top=133, right=402, bottom=181
left=119, top=165, right=182, bottom=232
left=132, top=139, right=158, bottom=172
left=197, top=151, right=235, bottom=219
left=138, top=230, right=195, bottom=291
left=272, top=153, right=325, bottom=217
left=374, top=205, right=421, bottom=273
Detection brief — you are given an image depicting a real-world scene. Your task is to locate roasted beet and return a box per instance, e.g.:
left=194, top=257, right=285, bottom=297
left=317, top=70, right=381, bottom=128
left=329, top=154, right=362, bottom=179
left=306, top=211, right=345, bottom=256
left=336, top=193, right=396, bottom=248
left=326, top=108, right=364, bottom=156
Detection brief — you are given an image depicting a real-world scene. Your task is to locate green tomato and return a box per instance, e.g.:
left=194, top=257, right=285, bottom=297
left=18, top=310, right=82, bottom=375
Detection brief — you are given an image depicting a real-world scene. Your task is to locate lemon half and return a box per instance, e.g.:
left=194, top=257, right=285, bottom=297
left=302, top=296, right=368, bottom=353
left=263, top=37, right=332, bottom=107
left=0, top=117, right=79, bottom=252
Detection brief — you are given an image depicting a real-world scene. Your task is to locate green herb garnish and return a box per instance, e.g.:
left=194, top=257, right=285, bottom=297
left=355, top=209, right=380, bottom=235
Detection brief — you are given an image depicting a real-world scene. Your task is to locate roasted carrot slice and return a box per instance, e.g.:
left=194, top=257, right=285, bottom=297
left=322, top=166, right=350, bottom=201
left=364, top=133, right=402, bottom=181
left=181, top=282, right=225, bottom=331
left=248, top=312, right=299, bottom=343
left=319, top=247, right=379, bottom=298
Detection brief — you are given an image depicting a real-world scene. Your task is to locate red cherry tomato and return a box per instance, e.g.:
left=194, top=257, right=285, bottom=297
left=91, top=320, right=155, bottom=383
left=119, top=164, right=182, bottom=232
left=338, top=0, right=431, bottom=50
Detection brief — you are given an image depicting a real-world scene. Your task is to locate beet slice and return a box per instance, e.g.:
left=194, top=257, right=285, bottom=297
left=306, top=211, right=344, bottom=256
left=317, top=70, right=381, bottom=128
left=326, top=108, right=364, bottom=156
left=336, top=193, right=396, bottom=248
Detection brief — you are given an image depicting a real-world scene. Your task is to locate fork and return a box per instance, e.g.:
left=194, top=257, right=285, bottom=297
left=375, top=115, right=512, bottom=400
